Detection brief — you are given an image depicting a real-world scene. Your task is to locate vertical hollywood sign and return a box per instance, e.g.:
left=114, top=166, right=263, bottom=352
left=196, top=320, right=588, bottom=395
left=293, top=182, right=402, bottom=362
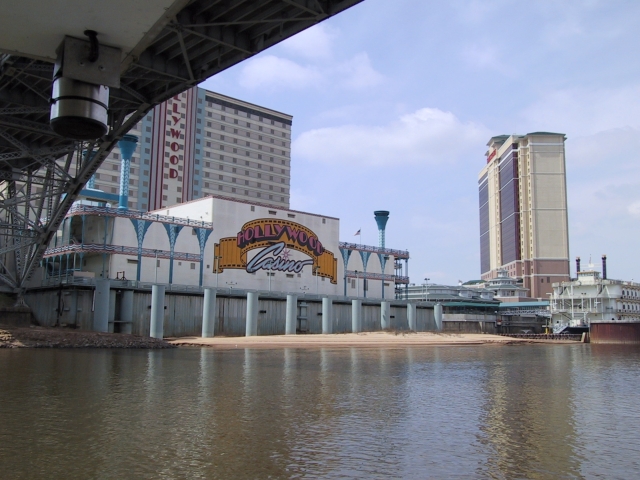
left=168, top=96, right=184, bottom=180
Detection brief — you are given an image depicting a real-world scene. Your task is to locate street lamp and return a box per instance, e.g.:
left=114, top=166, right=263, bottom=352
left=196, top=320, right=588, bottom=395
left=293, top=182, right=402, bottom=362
left=424, top=278, right=430, bottom=301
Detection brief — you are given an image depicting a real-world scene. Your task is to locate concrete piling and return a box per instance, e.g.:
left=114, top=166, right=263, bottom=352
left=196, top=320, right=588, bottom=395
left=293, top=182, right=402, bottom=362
left=120, top=290, right=133, bottom=334
left=407, top=302, right=417, bottom=331
left=381, top=301, right=391, bottom=330
left=285, top=294, right=297, bottom=335
left=202, top=288, right=216, bottom=338
left=434, top=303, right=443, bottom=331
left=352, top=299, right=362, bottom=333
left=93, top=279, right=110, bottom=333
left=246, top=291, right=258, bottom=336
left=150, top=284, right=165, bottom=339
left=322, top=297, right=333, bottom=334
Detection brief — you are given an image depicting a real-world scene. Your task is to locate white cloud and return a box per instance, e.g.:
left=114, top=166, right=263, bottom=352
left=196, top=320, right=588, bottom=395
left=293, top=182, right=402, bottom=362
left=238, top=55, right=320, bottom=90
left=334, top=53, right=384, bottom=88
left=568, top=127, right=640, bottom=168
left=520, top=85, right=640, bottom=136
left=293, top=107, right=489, bottom=166
left=452, top=0, right=508, bottom=24
left=280, top=24, right=337, bottom=60
left=628, top=201, right=640, bottom=217
left=239, top=52, right=383, bottom=92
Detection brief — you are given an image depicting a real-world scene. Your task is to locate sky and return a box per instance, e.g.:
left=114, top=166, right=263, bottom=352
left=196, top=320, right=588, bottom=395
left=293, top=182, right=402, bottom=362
left=201, top=0, right=640, bottom=285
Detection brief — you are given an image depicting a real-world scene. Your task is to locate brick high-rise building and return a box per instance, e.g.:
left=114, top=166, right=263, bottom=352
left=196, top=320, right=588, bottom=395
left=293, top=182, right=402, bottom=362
left=479, top=132, right=570, bottom=298
left=91, top=87, right=292, bottom=211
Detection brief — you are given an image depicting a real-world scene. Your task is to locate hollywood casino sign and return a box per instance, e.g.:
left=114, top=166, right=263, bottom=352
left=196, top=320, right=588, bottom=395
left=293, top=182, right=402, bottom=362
left=214, top=219, right=338, bottom=283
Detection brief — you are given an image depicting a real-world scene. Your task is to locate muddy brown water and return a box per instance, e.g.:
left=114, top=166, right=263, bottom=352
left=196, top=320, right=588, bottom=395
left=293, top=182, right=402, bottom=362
left=1, top=344, right=639, bottom=479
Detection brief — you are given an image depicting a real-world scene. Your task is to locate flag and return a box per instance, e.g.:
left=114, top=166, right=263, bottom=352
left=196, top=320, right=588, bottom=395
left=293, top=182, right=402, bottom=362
left=354, top=229, right=361, bottom=236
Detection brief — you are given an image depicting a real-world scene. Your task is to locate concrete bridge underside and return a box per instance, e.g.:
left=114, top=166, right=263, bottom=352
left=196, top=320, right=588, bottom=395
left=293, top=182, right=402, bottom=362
left=0, top=0, right=363, bottom=296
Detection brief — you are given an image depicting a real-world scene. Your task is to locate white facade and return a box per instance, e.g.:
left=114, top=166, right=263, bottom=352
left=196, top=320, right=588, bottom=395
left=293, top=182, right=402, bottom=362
left=43, top=196, right=410, bottom=298
left=153, top=196, right=341, bottom=294
left=550, top=269, right=640, bottom=332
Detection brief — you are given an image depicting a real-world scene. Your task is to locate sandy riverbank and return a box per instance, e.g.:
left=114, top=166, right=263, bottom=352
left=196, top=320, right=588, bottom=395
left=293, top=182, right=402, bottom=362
left=0, top=325, right=175, bottom=349
left=168, top=331, right=580, bottom=349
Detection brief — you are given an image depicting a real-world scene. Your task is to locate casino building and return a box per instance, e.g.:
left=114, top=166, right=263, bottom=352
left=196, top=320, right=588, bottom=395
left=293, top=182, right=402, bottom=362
left=40, top=195, right=408, bottom=299
left=479, top=132, right=570, bottom=299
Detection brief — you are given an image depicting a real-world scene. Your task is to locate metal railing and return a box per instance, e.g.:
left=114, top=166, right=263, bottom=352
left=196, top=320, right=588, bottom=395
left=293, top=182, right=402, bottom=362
left=67, top=204, right=214, bottom=229
left=338, top=242, right=409, bottom=259
left=43, top=244, right=201, bottom=261
left=345, top=270, right=409, bottom=284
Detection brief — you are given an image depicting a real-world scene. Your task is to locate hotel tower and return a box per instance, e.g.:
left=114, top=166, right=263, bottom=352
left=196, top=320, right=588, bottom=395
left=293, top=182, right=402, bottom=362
left=479, top=132, right=570, bottom=298
left=89, top=87, right=293, bottom=211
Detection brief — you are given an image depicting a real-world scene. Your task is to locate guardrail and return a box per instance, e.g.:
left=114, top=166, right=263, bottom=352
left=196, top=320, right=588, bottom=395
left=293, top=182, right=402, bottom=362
left=67, top=204, right=213, bottom=229
left=338, top=242, right=409, bottom=259
left=345, top=270, right=409, bottom=284
left=43, top=244, right=201, bottom=261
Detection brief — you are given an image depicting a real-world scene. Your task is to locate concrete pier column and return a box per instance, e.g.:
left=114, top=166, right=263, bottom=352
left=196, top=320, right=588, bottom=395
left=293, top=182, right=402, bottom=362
left=150, top=285, right=165, bottom=339
left=434, top=303, right=443, bottom=331
left=381, top=301, right=391, bottom=330
left=93, top=279, right=110, bottom=332
left=202, top=288, right=217, bottom=338
left=120, top=290, right=134, bottom=334
left=246, top=291, right=259, bottom=337
left=108, top=290, right=116, bottom=333
left=285, top=294, right=298, bottom=335
left=407, top=302, right=417, bottom=331
left=351, top=299, right=362, bottom=333
left=322, top=297, right=333, bottom=334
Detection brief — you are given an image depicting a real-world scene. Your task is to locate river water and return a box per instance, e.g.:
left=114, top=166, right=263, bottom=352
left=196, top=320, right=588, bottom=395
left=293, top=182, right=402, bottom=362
left=1, top=344, right=639, bottom=479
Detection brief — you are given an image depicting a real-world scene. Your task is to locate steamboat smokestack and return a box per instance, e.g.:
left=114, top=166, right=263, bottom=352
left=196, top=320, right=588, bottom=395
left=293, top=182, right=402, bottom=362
left=576, top=256, right=581, bottom=276
left=602, top=254, right=607, bottom=280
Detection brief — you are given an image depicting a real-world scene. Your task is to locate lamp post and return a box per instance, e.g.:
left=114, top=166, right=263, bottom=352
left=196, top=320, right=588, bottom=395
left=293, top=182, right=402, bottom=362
left=424, top=278, right=430, bottom=301
left=214, top=255, right=222, bottom=289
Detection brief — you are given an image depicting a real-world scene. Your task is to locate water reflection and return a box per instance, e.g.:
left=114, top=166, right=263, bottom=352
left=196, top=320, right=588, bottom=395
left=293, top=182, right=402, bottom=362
left=2, top=345, right=640, bottom=479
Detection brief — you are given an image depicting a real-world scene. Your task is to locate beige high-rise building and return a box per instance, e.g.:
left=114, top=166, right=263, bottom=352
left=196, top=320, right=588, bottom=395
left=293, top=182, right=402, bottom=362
left=88, top=87, right=292, bottom=211
left=478, top=132, right=570, bottom=298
